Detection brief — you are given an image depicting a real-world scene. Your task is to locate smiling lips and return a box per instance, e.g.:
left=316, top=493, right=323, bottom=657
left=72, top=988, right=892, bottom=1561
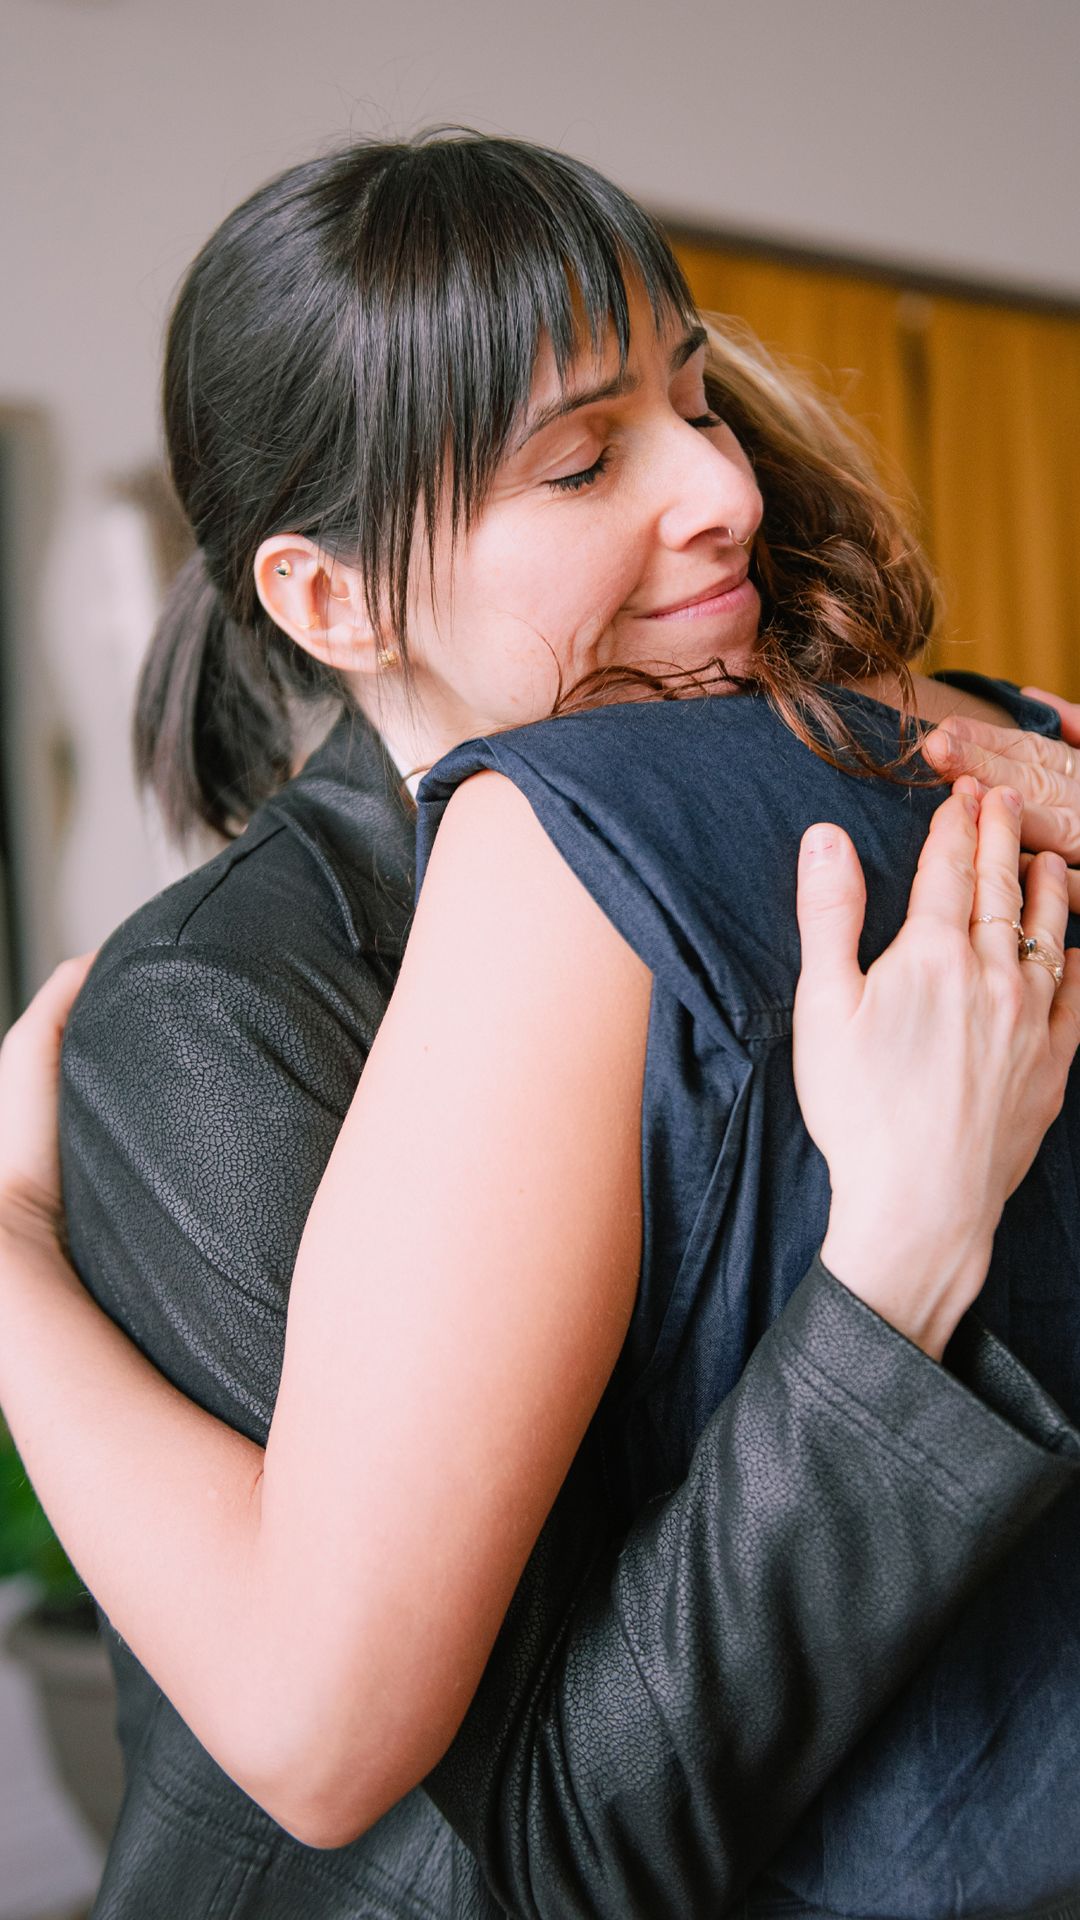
left=644, top=569, right=754, bottom=620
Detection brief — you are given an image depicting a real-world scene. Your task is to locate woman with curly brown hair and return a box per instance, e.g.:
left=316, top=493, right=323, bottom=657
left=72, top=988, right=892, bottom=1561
left=2, top=136, right=1080, bottom=1920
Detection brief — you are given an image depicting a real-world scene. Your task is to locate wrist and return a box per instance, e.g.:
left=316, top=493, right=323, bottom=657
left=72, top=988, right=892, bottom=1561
left=821, top=1205, right=994, bottom=1360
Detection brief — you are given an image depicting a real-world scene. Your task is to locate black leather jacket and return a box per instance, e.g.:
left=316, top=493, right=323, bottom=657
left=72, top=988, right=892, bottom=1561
left=60, top=715, right=1080, bottom=1919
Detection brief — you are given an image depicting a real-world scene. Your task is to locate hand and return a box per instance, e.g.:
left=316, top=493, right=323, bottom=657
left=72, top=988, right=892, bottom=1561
left=793, top=783, right=1080, bottom=1359
left=923, top=691, right=1080, bottom=911
left=0, top=957, right=93, bottom=1241
left=1021, top=688, right=1080, bottom=743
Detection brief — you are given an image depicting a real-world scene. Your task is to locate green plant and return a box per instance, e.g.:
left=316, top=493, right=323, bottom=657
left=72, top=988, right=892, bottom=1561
left=0, top=1419, right=84, bottom=1609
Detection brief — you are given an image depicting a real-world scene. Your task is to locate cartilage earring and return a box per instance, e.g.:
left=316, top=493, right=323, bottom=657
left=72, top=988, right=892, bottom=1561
left=274, top=560, right=292, bottom=577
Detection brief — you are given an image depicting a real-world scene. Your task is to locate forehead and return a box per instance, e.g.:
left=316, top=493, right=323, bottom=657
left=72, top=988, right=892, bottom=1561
left=527, top=283, right=696, bottom=403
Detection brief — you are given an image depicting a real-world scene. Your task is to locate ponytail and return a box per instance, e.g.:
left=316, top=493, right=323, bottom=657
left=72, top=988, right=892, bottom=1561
left=134, top=551, right=337, bottom=840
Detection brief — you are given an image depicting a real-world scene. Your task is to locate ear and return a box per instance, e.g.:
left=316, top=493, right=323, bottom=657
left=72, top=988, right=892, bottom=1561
left=253, top=535, right=384, bottom=677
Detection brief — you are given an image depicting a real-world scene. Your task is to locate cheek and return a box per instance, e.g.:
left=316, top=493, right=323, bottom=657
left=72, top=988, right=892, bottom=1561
left=469, top=509, right=635, bottom=652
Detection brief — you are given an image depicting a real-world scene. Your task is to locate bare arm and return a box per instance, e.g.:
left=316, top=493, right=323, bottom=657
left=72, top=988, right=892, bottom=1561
left=0, top=779, right=1077, bottom=1862
left=0, top=773, right=652, bottom=1843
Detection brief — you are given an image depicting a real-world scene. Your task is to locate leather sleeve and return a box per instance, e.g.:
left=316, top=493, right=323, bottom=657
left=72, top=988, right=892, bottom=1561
left=60, top=937, right=378, bottom=1442
left=61, top=946, right=1080, bottom=1917
left=59, top=932, right=386, bottom=1781
left=427, top=1258, right=1080, bottom=1918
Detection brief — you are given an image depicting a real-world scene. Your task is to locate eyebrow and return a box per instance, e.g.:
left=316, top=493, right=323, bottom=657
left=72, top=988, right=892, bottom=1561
left=516, top=324, right=708, bottom=449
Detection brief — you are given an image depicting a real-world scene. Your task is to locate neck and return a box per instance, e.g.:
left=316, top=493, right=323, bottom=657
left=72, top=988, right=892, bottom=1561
left=349, top=675, right=450, bottom=797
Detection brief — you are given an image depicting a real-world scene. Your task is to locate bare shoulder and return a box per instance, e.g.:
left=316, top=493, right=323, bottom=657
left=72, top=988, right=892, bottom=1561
left=422, top=768, right=577, bottom=898
left=405, top=769, right=651, bottom=1012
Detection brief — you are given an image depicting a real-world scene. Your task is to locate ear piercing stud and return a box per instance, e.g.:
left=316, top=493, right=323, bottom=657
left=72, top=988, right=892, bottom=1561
left=274, top=560, right=291, bottom=577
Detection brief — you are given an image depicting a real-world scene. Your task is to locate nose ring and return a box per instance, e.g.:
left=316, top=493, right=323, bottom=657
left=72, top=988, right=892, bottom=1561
left=726, top=526, right=753, bottom=548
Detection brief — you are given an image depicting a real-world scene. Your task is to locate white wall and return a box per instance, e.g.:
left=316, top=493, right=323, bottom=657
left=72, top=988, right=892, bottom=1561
left=4, top=0, right=1080, bottom=980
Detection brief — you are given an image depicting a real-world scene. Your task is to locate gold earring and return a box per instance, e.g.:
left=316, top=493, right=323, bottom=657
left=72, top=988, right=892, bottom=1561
left=274, top=560, right=292, bottom=577
left=377, top=646, right=399, bottom=669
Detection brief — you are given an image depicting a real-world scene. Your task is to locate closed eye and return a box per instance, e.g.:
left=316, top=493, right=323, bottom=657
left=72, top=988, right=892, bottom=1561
left=546, top=412, right=723, bottom=495
left=547, top=451, right=611, bottom=494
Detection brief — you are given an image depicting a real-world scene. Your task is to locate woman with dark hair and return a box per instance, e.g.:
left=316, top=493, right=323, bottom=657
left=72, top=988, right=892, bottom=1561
left=2, top=135, right=1080, bottom=1920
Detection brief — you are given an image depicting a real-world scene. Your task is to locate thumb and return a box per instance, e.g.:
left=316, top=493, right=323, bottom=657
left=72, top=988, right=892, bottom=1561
left=1022, top=686, right=1080, bottom=747
left=2, top=954, right=94, bottom=1060
left=795, top=825, right=866, bottom=1018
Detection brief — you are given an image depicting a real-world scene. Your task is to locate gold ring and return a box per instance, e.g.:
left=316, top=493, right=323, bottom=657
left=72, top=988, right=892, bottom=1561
left=972, top=915, right=1023, bottom=931
left=1018, top=935, right=1065, bottom=986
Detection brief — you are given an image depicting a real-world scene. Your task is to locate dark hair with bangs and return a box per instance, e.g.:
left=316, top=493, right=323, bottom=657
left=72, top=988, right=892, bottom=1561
left=136, top=132, right=695, bottom=837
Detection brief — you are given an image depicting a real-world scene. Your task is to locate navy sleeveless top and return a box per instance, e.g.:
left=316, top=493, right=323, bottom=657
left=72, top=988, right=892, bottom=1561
left=416, top=680, right=1080, bottom=1920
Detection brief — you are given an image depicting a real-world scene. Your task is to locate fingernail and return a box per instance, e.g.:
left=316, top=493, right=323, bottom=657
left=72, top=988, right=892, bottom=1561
left=803, top=827, right=836, bottom=860
left=962, top=793, right=980, bottom=819
left=1002, top=788, right=1023, bottom=815
left=1046, top=852, right=1068, bottom=881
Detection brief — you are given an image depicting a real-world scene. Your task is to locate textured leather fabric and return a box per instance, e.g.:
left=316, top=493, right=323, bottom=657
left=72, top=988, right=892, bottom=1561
left=59, top=706, right=1080, bottom=1919
left=428, top=1262, right=1080, bottom=1919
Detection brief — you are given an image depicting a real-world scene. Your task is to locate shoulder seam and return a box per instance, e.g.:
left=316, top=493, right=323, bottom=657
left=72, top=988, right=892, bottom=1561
left=263, top=803, right=364, bottom=954
left=170, top=812, right=396, bottom=959
left=173, top=821, right=289, bottom=945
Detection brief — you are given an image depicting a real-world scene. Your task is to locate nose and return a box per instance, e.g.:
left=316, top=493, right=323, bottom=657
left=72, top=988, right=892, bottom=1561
left=653, top=419, right=763, bottom=555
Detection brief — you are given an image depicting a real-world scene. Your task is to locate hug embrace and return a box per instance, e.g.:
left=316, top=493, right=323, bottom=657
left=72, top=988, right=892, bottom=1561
left=2, top=134, right=1080, bottom=1920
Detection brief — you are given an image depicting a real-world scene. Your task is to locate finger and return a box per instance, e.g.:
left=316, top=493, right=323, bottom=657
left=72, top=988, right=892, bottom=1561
left=33, top=954, right=95, bottom=1032
left=1017, top=851, right=1070, bottom=1004
left=795, top=825, right=866, bottom=1018
left=905, top=788, right=981, bottom=932
left=3, top=955, right=95, bottom=1052
left=950, top=772, right=985, bottom=804
left=924, top=717, right=1080, bottom=829
left=923, top=713, right=1038, bottom=775
left=1021, top=688, right=1080, bottom=748
left=1022, top=852, right=1080, bottom=919
left=969, top=788, right=1026, bottom=964
left=1000, top=797, right=1080, bottom=866
left=1049, top=949, right=1080, bottom=1077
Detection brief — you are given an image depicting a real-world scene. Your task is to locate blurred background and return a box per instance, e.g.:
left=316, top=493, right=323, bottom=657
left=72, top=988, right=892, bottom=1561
left=1, top=1, right=1079, bottom=1913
